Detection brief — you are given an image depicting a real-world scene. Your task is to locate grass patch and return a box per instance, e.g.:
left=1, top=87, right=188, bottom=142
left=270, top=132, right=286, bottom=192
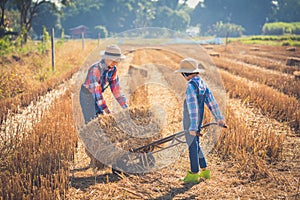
left=229, top=35, right=300, bottom=46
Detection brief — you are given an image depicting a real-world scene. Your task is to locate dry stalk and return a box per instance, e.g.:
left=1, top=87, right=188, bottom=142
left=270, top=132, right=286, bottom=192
left=0, top=90, right=77, bottom=199
left=216, top=102, right=286, bottom=180
left=220, top=70, right=300, bottom=132
left=214, top=57, right=300, bottom=98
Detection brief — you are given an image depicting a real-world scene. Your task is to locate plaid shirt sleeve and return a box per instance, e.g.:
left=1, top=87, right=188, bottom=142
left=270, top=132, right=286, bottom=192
left=204, top=87, right=224, bottom=121
left=109, top=69, right=128, bottom=108
left=84, top=65, right=107, bottom=110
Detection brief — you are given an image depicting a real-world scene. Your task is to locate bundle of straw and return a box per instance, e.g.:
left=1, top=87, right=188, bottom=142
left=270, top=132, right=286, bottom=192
left=82, top=106, right=163, bottom=169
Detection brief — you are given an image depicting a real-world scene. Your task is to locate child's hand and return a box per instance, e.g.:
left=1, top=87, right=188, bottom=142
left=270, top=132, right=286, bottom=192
left=189, top=130, right=197, bottom=136
left=104, top=107, right=111, bottom=114
left=217, top=120, right=227, bottom=128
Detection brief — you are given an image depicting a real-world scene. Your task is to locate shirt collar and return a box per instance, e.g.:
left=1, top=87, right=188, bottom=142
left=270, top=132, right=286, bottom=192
left=100, top=59, right=116, bottom=71
left=189, top=76, right=200, bottom=83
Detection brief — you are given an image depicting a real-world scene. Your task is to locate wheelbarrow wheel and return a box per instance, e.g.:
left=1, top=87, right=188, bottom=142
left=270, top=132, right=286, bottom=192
left=139, top=153, right=155, bottom=168
left=112, top=153, right=156, bottom=174
left=112, top=164, right=122, bottom=175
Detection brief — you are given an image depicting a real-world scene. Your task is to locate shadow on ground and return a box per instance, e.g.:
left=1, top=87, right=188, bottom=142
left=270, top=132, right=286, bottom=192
left=153, top=182, right=198, bottom=200
left=70, top=170, right=123, bottom=190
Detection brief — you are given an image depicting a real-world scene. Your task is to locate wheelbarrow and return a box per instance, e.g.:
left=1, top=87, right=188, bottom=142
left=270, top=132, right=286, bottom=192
left=112, top=122, right=227, bottom=174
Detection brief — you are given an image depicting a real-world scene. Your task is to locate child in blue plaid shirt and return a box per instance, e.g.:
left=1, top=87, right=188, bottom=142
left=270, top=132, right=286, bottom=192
left=175, top=58, right=227, bottom=183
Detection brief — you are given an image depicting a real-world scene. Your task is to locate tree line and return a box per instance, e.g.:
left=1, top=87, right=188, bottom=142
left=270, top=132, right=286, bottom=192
left=1, top=0, right=300, bottom=43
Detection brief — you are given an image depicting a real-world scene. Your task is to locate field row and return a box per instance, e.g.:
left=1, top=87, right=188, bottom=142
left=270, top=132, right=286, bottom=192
left=213, top=43, right=300, bottom=61
left=213, top=57, right=300, bottom=98
left=0, top=40, right=97, bottom=124
left=218, top=52, right=298, bottom=75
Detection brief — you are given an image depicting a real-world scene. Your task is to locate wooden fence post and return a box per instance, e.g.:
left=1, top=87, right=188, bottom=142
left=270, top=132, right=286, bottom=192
left=98, top=32, right=100, bottom=48
left=82, top=32, right=85, bottom=50
left=51, top=27, right=55, bottom=71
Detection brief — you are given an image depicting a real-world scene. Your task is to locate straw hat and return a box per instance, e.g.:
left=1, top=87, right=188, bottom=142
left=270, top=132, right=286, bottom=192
left=175, top=57, right=205, bottom=73
left=100, top=44, right=126, bottom=62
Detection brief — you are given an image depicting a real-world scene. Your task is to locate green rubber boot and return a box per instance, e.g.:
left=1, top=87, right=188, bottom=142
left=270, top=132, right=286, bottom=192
left=199, top=169, right=211, bottom=179
left=181, top=171, right=200, bottom=184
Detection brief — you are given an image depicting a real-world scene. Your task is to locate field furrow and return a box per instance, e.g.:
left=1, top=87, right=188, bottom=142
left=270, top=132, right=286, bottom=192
left=213, top=43, right=300, bottom=61
left=213, top=57, right=300, bottom=98
left=219, top=52, right=298, bottom=75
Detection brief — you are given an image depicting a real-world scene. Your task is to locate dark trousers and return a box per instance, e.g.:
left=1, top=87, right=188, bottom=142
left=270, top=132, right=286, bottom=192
left=80, top=85, right=103, bottom=124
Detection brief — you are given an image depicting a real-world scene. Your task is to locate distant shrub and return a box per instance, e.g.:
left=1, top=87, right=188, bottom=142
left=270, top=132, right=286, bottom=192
left=38, top=26, right=50, bottom=53
left=42, top=26, right=50, bottom=43
left=281, top=40, right=292, bottom=46
left=61, top=28, right=65, bottom=42
left=291, top=22, right=300, bottom=34
left=262, top=22, right=300, bottom=35
left=0, top=37, right=13, bottom=56
left=249, top=35, right=300, bottom=42
left=208, top=21, right=245, bottom=37
left=94, top=25, right=108, bottom=38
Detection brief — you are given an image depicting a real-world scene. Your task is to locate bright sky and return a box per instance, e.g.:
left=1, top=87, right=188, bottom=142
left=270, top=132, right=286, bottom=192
left=52, top=0, right=202, bottom=9
left=180, top=0, right=202, bottom=8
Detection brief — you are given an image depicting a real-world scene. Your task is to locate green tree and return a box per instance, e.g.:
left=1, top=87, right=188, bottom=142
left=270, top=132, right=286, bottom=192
left=151, top=6, right=173, bottom=28
left=208, top=21, right=245, bottom=37
left=191, top=0, right=229, bottom=34
left=0, top=0, right=8, bottom=28
left=227, top=0, right=274, bottom=35
left=132, top=1, right=155, bottom=28
left=31, top=2, right=60, bottom=39
left=94, top=25, right=108, bottom=38
left=191, top=0, right=274, bottom=35
left=150, top=5, right=190, bottom=31
left=0, top=0, right=18, bottom=37
left=272, top=0, right=300, bottom=22
left=61, top=0, right=105, bottom=37
left=156, top=0, right=180, bottom=10
left=101, top=0, right=137, bottom=32
left=11, top=0, right=71, bottom=44
left=62, top=0, right=125, bottom=38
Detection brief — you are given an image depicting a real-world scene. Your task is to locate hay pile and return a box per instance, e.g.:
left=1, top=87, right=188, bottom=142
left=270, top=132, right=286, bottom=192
left=84, top=106, right=164, bottom=169
left=98, top=106, right=163, bottom=151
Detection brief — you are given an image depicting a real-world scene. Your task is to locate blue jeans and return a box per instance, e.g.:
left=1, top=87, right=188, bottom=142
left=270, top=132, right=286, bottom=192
left=184, top=134, right=207, bottom=173
left=80, top=85, right=103, bottom=124
left=183, top=100, right=207, bottom=173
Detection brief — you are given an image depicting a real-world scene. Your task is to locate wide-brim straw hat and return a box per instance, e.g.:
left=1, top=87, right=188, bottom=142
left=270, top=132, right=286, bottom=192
left=100, top=44, right=126, bottom=62
left=175, top=57, right=205, bottom=73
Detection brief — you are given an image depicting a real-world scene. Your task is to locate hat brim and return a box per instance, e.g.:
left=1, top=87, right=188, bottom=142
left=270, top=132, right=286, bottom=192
left=100, top=50, right=126, bottom=62
left=174, top=68, right=205, bottom=73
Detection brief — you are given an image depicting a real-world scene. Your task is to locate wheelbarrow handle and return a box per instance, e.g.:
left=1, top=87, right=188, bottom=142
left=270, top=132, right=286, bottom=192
left=130, top=122, right=226, bottom=153
left=201, top=122, right=228, bottom=129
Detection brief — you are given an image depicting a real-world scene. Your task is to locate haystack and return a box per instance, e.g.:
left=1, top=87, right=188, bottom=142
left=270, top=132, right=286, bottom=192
left=286, top=57, right=300, bottom=67
left=82, top=106, right=164, bottom=169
